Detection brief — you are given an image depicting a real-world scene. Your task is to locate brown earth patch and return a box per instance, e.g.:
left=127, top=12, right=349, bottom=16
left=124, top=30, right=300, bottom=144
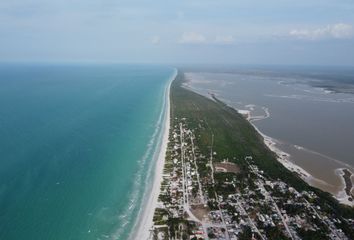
left=191, top=204, right=210, bottom=221
left=214, top=162, right=240, bottom=173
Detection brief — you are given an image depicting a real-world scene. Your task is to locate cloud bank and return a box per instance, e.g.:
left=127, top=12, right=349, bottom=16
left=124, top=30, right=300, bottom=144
left=215, top=35, right=235, bottom=44
left=179, top=32, right=206, bottom=44
left=289, top=23, right=354, bottom=40
left=151, top=36, right=160, bottom=45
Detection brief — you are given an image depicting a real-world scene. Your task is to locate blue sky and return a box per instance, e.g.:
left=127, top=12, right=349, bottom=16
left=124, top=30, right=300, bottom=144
left=1, top=0, right=354, bottom=65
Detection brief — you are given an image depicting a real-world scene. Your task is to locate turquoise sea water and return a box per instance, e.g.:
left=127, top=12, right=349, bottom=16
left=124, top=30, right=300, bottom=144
left=0, top=64, right=174, bottom=240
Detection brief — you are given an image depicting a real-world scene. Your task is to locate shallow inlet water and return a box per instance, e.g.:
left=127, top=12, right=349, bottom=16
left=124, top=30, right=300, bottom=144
left=0, top=63, right=174, bottom=240
left=184, top=69, right=354, bottom=196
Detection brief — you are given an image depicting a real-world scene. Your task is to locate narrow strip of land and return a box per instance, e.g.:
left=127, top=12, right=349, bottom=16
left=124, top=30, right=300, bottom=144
left=150, top=70, right=354, bottom=240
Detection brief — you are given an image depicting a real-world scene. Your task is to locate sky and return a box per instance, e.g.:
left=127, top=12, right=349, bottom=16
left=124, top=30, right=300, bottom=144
left=0, top=0, right=354, bottom=65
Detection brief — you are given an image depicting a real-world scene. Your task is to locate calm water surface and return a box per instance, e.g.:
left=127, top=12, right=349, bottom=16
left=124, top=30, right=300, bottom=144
left=0, top=64, right=174, bottom=240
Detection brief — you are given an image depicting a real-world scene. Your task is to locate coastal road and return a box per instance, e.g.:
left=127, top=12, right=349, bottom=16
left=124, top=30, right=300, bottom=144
left=180, top=123, right=209, bottom=239
left=190, top=132, right=205, bottom=205
left=209, top=133, right=231, bottom=240
left=237, top=202, right=265, bottom=240
left=257, top=181, right=294, bottom=240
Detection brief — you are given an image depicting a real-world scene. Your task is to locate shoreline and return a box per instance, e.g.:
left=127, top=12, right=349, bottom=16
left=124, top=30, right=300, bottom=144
left=148, top=72, right=354, bottom=239
left=236, top=107, right=354, bottom=207
left=184, top=75, right=354, bottom=207
left=131, top=69, right=175, bottom=240
left=335, top=168, right=354, bottom=206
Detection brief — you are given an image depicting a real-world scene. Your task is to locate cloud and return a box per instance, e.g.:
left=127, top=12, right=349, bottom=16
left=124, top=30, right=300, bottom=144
left=178, top=33, right=236, bottom=45
left=289, top=23, right=354, bottom=40
left=215, top=35, right=235, bottom=44
left=151, top=35, right=160, bottom=45
left=179, top=32, right=206, bottom=44
left=176, top=11, right=185, bottom=19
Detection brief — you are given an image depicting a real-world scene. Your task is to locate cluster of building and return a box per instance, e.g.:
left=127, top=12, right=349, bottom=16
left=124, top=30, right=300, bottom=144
left=152, top=118, right=352, bottom=240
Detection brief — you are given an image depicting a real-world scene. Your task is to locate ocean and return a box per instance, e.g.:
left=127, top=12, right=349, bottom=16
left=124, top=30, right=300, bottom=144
left=184, top=66, right=354, bottom=196
left=0, top=63, right=174, bottom=240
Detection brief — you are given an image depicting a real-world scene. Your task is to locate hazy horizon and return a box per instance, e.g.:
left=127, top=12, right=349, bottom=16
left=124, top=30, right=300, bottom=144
left=1, top=0, right=354, bottom=65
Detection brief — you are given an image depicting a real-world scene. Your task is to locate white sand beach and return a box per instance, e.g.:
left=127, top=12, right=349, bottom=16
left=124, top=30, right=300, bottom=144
left=132, top=70, right=175, bottom=240
left=134, top=72, right=353, bottom=240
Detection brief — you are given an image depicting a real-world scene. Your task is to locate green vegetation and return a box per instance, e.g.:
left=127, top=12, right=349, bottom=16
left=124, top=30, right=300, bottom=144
left=153, top=70, right=353, bottom=239
left=170, top=70, right=354, bottom=237
left=167, top=218, right=195, bottom=240
left=172, top=72, right=305, bottom=185
left=264, top=226, right=289, bottom=240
